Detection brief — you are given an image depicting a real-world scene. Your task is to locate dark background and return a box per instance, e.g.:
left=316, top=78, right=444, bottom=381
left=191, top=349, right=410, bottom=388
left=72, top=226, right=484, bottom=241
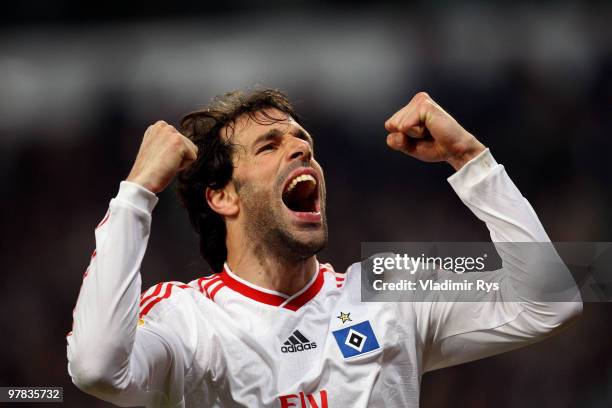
left=1, top=1, right=611, bottom=407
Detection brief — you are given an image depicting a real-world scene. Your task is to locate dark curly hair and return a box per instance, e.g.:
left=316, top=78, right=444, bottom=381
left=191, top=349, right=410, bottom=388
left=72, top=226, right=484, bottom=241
left=177, top=88, right=301, bottom=273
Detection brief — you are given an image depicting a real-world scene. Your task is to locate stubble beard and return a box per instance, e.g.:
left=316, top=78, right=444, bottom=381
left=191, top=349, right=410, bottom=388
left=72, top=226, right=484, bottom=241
left=238, top=182, right=328, bottom=263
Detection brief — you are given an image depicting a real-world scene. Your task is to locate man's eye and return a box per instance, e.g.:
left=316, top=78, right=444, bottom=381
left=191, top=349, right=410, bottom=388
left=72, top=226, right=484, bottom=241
left=257, top=144, right=276, bottom=154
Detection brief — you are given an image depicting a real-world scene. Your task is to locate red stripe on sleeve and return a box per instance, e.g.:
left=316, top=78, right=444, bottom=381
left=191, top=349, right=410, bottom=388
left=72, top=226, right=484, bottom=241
left=140, top=283, right=163, bottom=306
left=209, top=283, right=225, bottom=301
left=197, top=277, right=206, bottom=293
left=140, top=284, right=174, bottom=317
left=96, top=211, right=110, bottom=229
left=203, top=276, right=222, bottom=294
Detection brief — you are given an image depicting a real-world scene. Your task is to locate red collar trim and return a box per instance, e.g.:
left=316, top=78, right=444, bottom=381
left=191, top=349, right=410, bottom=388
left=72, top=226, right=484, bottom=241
left=282, top=270, right=325, bottom=311
left=219, top=269, right=286, bottom=307
left=219, top=263, right=327, bottom=311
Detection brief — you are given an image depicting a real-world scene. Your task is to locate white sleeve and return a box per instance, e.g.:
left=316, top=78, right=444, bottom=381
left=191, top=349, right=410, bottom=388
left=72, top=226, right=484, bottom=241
left=66, top=181, right=196, bottom=407
left=410, top=149, right=582, bottom=373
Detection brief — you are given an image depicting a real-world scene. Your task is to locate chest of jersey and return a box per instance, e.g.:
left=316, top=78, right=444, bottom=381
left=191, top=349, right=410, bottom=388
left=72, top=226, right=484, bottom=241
left=188, top=268, right=418, bottom=407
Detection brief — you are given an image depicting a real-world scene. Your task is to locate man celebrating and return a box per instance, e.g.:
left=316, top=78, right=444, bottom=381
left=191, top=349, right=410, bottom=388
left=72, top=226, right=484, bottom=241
left=67, top=89, right=581, bottom=407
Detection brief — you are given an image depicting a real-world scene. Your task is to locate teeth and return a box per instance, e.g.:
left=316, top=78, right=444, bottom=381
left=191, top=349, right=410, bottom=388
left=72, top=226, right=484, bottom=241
left=285, top=174, right=317, bottom=193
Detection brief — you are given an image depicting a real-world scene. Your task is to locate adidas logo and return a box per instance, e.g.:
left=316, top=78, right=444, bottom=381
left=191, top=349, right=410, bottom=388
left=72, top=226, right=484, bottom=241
left=281, top=330, right=317, bottom=353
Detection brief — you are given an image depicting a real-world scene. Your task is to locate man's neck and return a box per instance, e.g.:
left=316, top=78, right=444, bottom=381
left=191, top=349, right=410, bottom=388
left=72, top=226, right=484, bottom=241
left=226, top=249, right=318, bottom=296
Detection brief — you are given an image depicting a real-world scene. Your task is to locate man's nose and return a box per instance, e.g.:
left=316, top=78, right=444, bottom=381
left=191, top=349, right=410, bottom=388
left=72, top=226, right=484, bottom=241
left=287, top=138, right=312, bottom=162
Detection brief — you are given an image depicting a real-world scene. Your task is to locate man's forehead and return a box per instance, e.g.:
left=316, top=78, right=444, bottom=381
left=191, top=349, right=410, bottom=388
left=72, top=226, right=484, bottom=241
left=221, top=108, right=302, bottom=143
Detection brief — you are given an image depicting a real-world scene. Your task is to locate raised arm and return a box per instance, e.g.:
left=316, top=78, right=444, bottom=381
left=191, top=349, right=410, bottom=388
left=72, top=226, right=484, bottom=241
left=385, top=93, right=582, bottom=372
left=67, top=122, right=199, bottom=406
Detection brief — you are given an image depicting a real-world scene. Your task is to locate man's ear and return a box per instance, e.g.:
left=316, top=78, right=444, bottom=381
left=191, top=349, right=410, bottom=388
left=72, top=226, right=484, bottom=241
left=206, top=183, right=239, bottom=217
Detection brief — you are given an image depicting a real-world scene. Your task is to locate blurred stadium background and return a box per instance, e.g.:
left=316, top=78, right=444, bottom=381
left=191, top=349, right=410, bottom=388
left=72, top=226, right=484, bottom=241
left=1, top=0, right=611, bottom=407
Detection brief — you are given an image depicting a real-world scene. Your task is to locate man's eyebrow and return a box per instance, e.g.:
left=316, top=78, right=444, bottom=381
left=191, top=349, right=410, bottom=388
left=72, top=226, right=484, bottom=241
left=251, top=128, right=314, bottom=150
left=251, top=129, right=283, bottom=150
left=293, top=128, right=314, bottom=147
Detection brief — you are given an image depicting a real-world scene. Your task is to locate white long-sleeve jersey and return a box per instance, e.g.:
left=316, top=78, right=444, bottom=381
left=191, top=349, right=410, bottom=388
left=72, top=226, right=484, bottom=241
left=66, top=149, right=581, bottom=408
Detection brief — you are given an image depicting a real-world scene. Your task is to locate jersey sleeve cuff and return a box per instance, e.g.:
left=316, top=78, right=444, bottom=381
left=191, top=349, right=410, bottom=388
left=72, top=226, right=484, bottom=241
left=447, top=148, right=499, bottom=197
left=115, top=181, right=159, bottom=214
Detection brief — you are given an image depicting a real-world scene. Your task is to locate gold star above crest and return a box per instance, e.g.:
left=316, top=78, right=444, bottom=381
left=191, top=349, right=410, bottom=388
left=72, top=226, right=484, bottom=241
left=337, top=312, right=352, bottom=324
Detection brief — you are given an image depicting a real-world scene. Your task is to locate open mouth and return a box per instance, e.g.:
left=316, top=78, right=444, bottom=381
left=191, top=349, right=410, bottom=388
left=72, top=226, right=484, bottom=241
left=281, top=170, right=320, bottom=219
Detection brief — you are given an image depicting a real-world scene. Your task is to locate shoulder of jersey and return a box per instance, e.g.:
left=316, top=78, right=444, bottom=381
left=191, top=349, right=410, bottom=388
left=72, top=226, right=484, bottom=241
left=139, top=275, right=220, bottom=319
left=139, top=262, right=349, bottom=318
left=320, top=262, right=348, bottom=289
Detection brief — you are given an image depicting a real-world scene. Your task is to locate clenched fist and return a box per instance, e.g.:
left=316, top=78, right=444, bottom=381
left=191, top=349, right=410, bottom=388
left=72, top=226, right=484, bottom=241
left=127, top=121, right=198, bottom=193
left=384, top=92, right=485, bottom=171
